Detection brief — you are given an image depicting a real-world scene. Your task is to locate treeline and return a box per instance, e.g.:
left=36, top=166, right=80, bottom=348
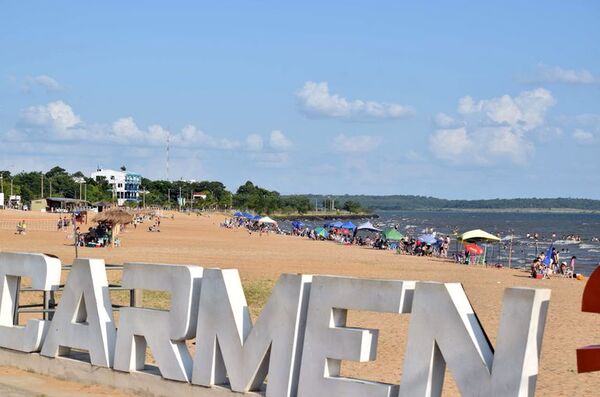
left=301, top=194, right=600, bottom=211
left=2, top=167, right=359, bottom=214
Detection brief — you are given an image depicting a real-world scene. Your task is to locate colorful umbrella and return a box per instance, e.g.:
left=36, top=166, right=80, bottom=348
left=313, top=227, right=329, bottom=238
left=418, top=234, right=437, bottom=245
left=464, top=243, right=484, bottom=255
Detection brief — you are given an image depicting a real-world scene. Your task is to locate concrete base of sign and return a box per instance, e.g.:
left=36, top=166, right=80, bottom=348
left=0, top=347, right=263, bottom=397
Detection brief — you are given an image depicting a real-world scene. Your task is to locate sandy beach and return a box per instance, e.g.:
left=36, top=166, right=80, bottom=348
left=0, top=209, right=599, bottom=396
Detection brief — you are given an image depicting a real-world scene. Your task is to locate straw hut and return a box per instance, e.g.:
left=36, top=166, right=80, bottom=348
left=92, top=209, right=133, bottom=246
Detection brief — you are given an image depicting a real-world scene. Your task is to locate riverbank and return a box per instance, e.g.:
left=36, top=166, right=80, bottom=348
left=0, top=209, right=598, bottom=395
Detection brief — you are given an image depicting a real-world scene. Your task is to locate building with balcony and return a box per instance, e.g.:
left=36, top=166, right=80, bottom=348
left=90, top=168, right=142, bottom=206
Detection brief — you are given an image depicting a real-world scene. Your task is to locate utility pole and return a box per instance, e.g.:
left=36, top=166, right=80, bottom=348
left=179, top=186, right=182, bottom=211
left=41, top=172, right=44, bottom=198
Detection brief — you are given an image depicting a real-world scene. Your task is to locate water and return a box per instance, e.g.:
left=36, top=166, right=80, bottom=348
left=280, top=210, right=600, bottom=276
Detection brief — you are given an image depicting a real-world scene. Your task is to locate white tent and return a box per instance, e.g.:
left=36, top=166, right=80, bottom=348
left=258, top=216, right=278, bottom=224
left=356, top=221, right=381, bottom=232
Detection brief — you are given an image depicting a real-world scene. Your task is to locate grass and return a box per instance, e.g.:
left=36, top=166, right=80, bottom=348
left=242, top=279, right=275, bottom=318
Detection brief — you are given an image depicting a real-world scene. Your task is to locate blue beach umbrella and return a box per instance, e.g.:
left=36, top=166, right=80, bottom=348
left=418, top=234, right=437, bottom=245
left=314, top=227, right=329, bottom=238
left=340, top=221, right=356, bottom=230
left=234, top=212, right=243, bottom=217
left=292, top=220, right=305, bottom=229
left=327, top=221, right=343, bottom=228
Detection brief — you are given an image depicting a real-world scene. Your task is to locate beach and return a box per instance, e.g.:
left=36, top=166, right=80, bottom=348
left=0, top=210, right=599, bottom=396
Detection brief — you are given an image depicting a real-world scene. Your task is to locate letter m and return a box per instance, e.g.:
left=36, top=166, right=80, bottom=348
left=400, top=283, right=550, bottom=397
left=192, top=269, right=311, bottom=397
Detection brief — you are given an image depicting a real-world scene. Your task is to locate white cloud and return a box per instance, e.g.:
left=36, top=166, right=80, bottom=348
left=12, top=100, right=243, bottom=150
left=433, top=112, right=457, bottom=128
left=573, top=129, right=595, bottom=143
left=332, top=134, right=383, bottom=153
left=246, top=134, right=263, bottom=151
left=23, top=75, right=62, bottom=92
left=535, top=64, right=597, bottom=85
left=296, top=81, right=414, bottom=121
left=269, top=130, right=292, bottom=150
left=457, top=88, right=555, bottom=132
left=20, top=100, right=81, bottom=130
left=432, top=88, right=555, bottom=165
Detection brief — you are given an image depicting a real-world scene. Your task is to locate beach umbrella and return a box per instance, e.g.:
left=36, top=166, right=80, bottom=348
left=314, top=227, right=329, bottom=238
left=258, top=216, right=277, bottom=224
left=418, top=234, right=437, bottom=245
left=233, top=212, right=243, bottom=217
left=291, top=220, right=304, bottom=229
left=382, top=228, right=404, bottom=241
left=326, top=221, right=343, bottom=228
left=357, top=221, right=381, bottom=232
left=340, top=221, right=356, bottom=230
left=252, top=215, right=262, bottom=221
left=458, top=229, right=501, bottom=242
left=464, top=243, right=484, bottom=255
left=243, top=212, right=254, bottom=219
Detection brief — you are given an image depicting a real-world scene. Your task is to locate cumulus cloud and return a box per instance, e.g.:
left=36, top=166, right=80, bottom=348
left=433, top=112, right=458, bottom=128
left=431, top=88, right=555, bottom=165
left=12, top=100, right=242, bottom=150
left=246, top=134, right=263, bottom=151
left=20, top=100, right=81, bottom=130
left=533, top=64, right=597, bottom=85
left=296, top=81, right=414, bottom=121
left=332, top=134, right=383, bottom=153
left=573, top=129, right=595, bottom=143
left=269, top=130, right=292, bottom=150
left=23, top=75, right=62, bottom=92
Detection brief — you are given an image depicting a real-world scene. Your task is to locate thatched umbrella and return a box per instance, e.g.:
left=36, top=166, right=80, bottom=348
left=92, top=209, right=133, bottom=246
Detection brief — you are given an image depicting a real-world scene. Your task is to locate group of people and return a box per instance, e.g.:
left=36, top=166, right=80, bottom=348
left=221, top=216, right=282, bottom=235
left=531, top=248, right=577, bottom=279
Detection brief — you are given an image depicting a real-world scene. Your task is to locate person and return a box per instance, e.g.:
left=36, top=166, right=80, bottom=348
left=570, top=256, right=577, bottom=278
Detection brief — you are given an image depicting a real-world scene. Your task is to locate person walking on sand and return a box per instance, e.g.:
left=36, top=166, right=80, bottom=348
left=570, top=256, right=577, bottom=278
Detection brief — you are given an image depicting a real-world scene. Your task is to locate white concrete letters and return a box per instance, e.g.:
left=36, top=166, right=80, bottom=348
left=0, top=252, right=553, bottom=396
left=297, top=276, right=416, bottom=397
left=192, top=269, right=312, bottom=397
left=0, top=252, right=61, bottom=352
left=114, top=263, right=203, bottom=382
left=399, top=282, right=551, bottom=397
left=41, top=258, right=117, bottom=367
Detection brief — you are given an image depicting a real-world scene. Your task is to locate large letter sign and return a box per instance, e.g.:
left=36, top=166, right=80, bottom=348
left=297, top=276, right=416, bottom=397
left=0, top=252, right=554, bottom=396
left=41, top=258, right=116, bottom=367
left=400, top=283, right=550, bottom=397
left=192, top=269, right=311, bottom=397
left=0, top=252, right=61, bottom=352
left=114, top=263, right=203, bottom=382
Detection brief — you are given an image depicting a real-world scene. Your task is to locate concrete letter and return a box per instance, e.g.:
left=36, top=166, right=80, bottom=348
left=399, top=283, right=550, bottom=397
left=0, top=252, right=61, bottom=352
left=114, top=263, right=203, bottom=382
left=297, top=276, right=415, bottom=397
left=192, top=269, right=311, bottom=397
left=41, top=258, right=116, bottom=367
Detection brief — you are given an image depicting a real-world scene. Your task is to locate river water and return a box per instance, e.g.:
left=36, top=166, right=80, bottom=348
left=281, top=210, right=600, bottom=276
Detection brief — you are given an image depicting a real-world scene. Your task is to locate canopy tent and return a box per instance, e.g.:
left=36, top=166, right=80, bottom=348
left=291, top=220, right=305, bottom=229
left=258, top=216, right=277, bottom=224
left=458, top=229, right=501, bottom=242
left=326, top=221, right=344, bottom=228
left=417, top=234, right=438, bottom=245
left=233, top=211, right=243, bottom=217
left=92, top=209, right=133, bottom=247
left=313, top=227, right=329, bottom=238
left=464, top=243, right=484, bottom=255
left=340, top=221, right=356, bottom=230
left=356, top=221, right=381, bottom=232
left=252, top=215, right=262, bottom=221
left=382, top=228, right=404, bottom=241
left=242, top=212, right=254, bottom=219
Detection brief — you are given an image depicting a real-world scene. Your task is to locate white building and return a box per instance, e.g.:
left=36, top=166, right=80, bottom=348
left=91, top=168, right=142, bottom=206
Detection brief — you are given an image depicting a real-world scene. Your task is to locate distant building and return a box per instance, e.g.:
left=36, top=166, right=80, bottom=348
left=91, top=168, right=141, bottom=206
left=31, top=197, right=90, bottom=212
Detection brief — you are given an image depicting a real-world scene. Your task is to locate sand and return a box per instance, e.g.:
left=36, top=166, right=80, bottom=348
left=0, top=209, right=599, bottom=396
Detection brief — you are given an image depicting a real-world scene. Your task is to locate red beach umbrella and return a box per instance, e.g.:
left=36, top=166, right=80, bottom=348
left=464, top=243, right=484, bottom=255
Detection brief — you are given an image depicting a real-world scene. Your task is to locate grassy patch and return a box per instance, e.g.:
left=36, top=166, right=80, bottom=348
left=243, top=279, right=275, bottom=318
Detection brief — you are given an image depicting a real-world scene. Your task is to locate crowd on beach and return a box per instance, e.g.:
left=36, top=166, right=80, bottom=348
left=530, top=247, right=580, bottom=279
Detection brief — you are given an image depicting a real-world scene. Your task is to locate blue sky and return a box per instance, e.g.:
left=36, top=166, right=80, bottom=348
left=1, top=1, right=599, bottom=199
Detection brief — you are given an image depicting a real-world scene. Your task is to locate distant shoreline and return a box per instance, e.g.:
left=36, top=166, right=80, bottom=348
left=375, top=208, right=600, bottom=214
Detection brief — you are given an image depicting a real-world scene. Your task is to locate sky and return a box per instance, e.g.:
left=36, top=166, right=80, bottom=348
left=1, top=1, right=599, bottom=199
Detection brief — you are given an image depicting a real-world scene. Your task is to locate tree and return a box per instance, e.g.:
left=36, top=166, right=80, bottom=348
left=342, top=200, right=364, bottom=214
